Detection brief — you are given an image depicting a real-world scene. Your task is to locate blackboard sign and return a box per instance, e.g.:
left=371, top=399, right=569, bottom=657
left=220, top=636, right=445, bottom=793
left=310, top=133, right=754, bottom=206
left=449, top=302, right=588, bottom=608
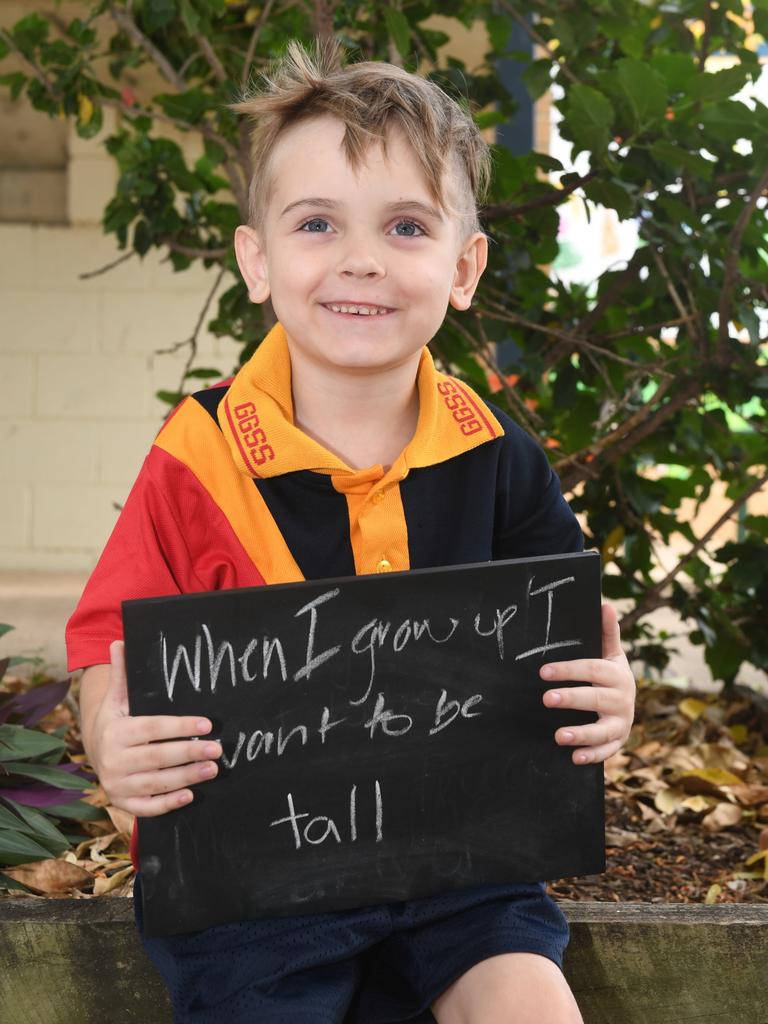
left=124, top=551, right=605, bottom=937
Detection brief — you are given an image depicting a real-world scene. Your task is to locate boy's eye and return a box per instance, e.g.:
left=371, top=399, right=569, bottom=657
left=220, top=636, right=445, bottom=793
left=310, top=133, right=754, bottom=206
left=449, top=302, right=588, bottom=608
left=299, top=218, right=331, bottom=233
left=392, top=220, right=425, bottom=237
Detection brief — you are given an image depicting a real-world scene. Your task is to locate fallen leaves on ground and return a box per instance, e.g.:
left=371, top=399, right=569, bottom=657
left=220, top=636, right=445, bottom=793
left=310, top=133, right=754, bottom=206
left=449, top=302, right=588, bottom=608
left=550, top=679, right=768, bottom=904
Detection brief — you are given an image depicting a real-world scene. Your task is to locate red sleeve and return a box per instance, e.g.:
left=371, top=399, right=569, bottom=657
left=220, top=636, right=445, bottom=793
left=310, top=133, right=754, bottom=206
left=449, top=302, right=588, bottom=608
left=65, top=453, right=200, bottom=671
left=66, top=438, right=267, bottom=672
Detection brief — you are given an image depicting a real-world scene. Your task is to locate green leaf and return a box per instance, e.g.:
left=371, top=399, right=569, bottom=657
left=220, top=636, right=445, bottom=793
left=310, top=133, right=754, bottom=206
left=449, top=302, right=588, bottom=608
left=0, top=762, right=92, bottom=790
left=650, top=140, right=714, bottom=179
left=689, top=64, right=750, bottom=102
left=0, top=624, right=14, bottom=639
left=473, top=109, right=507, bottom=130
left=185, top=367, right=222, bottom=379
left=0, top=827, right=54, bottom=866
left=65, top=17, right=97, bottom=47
left=0, top=799, right=69, bottom=852
left=44, top=794, right=105, bottom=819
left=383, top=8, right=411, bottom=59
left=650, top=54, right=698, bottom=94
left=0, top=72, right=27, bottom=101
left=155, top=88, right=211, bottom=124
left=522, top=59, right=553, bottom=102
left=46, top=799, right=107, bottom=821
left=700, top=100, right=761, bottom=142
left=615, top=58, right=667, bottom=131
left=155, top=389, right=184, bottom=407
left=11, top=13, right=49, bottom=57
left=179, top=0, right=201, bottom=35
left=40, top=40, right=77, bottom=67
left=565, top=85, right=614, bottom=156
left=0, top=724, right=65, bottom=762
left=486, top=14, right=513, bottom=52
left=203, top=137, right=227, bottom=165
left=583, top=179, right=634, bottom=220
left=133, top=218, right=152, bottom=256
left=143, top=0, right=176, bottom=33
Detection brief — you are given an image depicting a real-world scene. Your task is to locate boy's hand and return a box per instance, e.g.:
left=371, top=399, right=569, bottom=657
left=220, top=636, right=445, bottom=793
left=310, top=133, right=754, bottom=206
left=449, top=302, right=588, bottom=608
left=88, top=640, right=222, bottom=817
left=540, top=603, right=635, bottom=765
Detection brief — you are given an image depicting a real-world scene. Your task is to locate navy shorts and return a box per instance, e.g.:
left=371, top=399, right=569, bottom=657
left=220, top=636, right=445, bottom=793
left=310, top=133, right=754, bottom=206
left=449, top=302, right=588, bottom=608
left=133, top=873, right=569, bottom=1023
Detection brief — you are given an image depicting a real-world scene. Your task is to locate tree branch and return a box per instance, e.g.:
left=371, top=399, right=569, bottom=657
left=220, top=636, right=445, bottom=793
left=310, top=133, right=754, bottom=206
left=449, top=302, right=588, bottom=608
left=649, top=245, right=692, bottom=326
left=241, top=0, right=278, bottom=90
left=155, top=265, right=228, bottom=399
left=108, top=2, right=187, bottom=91
left=556, top=376, right=701, bottom=493
left=594, top=315, right=693, bottom=343
left=78, top=250, right=136, bottom=280
left=0, top=28, right=59, bottom=99
left=495, top=0, right=582, bottom=86
left=162, top=240, right=228, bottom=260
left=100, top=96, right=239, bottom=160
left=195, top=33, right=228, bottom=84
left=621, top=472, right=768, bottom=630
left=449, top=312, right=545, bottom=437
left=480, top=299, right=671, bottom=372
left=311, top=0, right=336, bottom=40
left=716, top=165, right=768, bottom=359
left=482, top=171, right=598, bottom=222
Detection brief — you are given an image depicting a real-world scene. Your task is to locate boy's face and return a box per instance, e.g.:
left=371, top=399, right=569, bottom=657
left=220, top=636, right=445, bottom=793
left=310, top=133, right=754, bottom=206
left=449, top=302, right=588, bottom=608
left=234, top=115, right=487, bottom=379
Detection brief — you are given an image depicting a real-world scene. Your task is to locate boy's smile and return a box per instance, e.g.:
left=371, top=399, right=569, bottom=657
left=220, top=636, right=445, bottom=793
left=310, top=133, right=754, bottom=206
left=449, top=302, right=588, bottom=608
left=234, top=115, right=487, bottom=383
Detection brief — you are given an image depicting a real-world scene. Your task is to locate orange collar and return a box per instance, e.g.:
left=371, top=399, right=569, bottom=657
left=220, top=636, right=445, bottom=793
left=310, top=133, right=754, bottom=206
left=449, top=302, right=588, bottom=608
left=219, top=322, right=502, bottom=483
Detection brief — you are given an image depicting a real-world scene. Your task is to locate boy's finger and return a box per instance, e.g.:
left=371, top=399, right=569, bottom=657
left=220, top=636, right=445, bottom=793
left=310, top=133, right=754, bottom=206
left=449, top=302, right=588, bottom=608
left=601, top=603, right=623, bottom=660
left=555, top=717, right=623, bottom=748
left=106, top=640, right=130, bottom=715
left=543, top=684, right=626, bottom=716
left=123, top=761, right=219, bottom=800
left=121, top=714, right=215, bottom=747
left=570, top=738, right=624, bottom=765
left=120, top=789, right=195, bottom=818
left=123, top=737, right=222, bottom=774
left=539, top=657, right=628, bottom=688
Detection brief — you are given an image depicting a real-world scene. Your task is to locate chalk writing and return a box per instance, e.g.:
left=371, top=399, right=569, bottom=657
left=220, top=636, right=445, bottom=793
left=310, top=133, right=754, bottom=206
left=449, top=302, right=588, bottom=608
left=293, top=589, right=342, bottom=682
left=429, top=689, right=483, bottom=736
left=157, top=572, right=583, bottom=703
left=269, top=781, right=384, bottom=850
left=364, top=692, right=414, bottom=738
left=515, top=575, right=582, bottom=660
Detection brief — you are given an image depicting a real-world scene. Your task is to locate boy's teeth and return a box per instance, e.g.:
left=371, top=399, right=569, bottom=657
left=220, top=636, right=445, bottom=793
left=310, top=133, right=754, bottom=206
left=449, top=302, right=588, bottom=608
left=328, top=304, right=389, bottom=315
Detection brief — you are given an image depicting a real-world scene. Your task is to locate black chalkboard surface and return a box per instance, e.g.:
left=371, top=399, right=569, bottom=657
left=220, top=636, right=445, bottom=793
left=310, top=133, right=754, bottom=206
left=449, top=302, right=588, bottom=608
left=124, top=551, right=605, bottom=937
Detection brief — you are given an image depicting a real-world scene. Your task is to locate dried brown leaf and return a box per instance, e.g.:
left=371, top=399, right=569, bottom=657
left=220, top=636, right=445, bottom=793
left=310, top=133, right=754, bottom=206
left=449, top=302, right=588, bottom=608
left=5, top=858, right=94, bottom=895
left=702, top=802, right=742, bottom=833
left=93, top=865, right=134, bottom=896
left=106, top=805, right=135, bottom=835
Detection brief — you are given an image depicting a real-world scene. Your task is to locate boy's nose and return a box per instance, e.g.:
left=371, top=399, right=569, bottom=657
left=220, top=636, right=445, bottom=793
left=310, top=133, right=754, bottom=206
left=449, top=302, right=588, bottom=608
left=337, top=248, right=385, bottom=279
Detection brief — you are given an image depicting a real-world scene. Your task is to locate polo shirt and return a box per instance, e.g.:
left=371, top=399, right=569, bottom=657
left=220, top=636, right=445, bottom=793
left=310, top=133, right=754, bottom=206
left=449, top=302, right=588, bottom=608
left=65, top=322, right=583, bottom=869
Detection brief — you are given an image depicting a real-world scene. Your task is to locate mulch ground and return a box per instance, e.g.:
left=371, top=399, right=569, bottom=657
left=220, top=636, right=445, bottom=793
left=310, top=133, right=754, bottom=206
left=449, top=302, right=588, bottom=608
left=550, top=680, right=768, bottom=904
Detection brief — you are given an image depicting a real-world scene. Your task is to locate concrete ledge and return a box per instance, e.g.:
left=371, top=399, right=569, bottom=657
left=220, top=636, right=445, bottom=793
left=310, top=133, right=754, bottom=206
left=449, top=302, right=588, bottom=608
left=1, top=899, right=767, bottom=1023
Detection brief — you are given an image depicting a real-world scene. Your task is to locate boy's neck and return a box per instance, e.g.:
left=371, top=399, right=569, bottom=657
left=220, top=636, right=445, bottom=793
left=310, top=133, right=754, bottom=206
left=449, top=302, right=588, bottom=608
left=289, top=348, right=422, bottom=471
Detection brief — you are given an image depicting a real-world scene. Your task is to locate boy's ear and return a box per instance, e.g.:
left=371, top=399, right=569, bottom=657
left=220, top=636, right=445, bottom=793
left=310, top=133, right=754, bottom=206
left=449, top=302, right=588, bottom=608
left=234, top=225, right=271, bottom=304
left=449, top=231, right=488, bottom=311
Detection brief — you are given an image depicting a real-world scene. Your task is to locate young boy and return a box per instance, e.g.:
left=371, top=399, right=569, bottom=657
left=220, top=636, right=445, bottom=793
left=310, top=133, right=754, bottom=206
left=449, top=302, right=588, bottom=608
left=66, top=39, right=635, bottom=1024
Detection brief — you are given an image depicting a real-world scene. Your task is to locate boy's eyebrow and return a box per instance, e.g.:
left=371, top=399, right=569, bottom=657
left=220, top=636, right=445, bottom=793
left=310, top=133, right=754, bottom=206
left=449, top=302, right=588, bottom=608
left=279, top=197, right=444, bottom=221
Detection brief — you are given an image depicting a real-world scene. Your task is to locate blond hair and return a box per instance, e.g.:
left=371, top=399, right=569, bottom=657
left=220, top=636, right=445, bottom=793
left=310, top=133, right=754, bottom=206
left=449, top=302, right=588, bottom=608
left=227, top=38, right=491, bottom=241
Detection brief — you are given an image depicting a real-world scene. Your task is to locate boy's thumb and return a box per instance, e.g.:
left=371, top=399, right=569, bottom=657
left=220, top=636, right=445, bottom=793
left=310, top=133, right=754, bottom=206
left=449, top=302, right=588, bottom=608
left=106, top=640, right=130, bottom=715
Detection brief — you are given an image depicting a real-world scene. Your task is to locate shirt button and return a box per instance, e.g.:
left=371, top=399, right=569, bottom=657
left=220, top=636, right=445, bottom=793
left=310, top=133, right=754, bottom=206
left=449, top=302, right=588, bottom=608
left=376, top=559, right=393, bottom=573
left=372, top=491, right=385, bottom=504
